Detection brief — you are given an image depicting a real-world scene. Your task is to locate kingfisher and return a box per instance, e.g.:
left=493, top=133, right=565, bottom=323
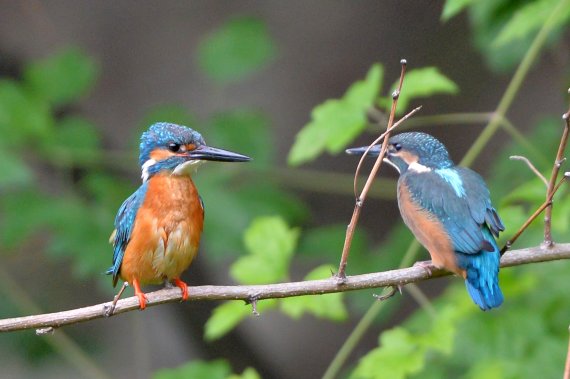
left=347, top=132, right=505, bottom=310
left=106, top=122, right=250, bottom=311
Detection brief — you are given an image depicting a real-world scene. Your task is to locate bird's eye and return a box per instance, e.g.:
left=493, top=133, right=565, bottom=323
left=393, top=143, right=402, bottom=151
left=167, top=143, right=181, bottom=152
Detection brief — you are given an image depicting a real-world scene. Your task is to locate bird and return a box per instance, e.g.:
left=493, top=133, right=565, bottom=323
left=106, top=122, right=250, bottom=311
left=346, top=132, right=505, bottom=310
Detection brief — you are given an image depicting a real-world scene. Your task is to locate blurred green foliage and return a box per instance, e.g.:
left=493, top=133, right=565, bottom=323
left=197, top=17, right=276, bottom=84
left=153, top=359, right=260, bottom=379
left=204, top=216, right=348, bottom=341
left=443, top=0, right=570, bottom=71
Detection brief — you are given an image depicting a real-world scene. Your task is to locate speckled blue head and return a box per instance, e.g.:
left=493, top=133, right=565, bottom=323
left=139, top=122, right=205, bottom=166
left=138, top=122, right=250, bottom=182
left=346, top=132, right=454, bottom=174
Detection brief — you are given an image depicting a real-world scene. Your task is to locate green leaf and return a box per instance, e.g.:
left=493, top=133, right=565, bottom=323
left=198, top=170, right=306, bottom=259
left=23, top=48, right=98, bottom=105
left=493, top=0, right=570, bottom=47
left=197, top=17, right=276, bottom=84
left=42, top=116, right=101, bottom=163
left=230, top=216, right=299, bottom=284
left=205, top=299, right=277, bottom=341
left=227, top=367, right=261, bottom=379
left=288, top=64, right=383, bottom=166
left=280, top=265, right=347, bottom=321
left=380, top=67, right=458, bottom=115
left=441, top=0, right=473, bottom=21
left=153, top=359, right=231, bottom=379
left=351, top=328, right=424, bottom=379
left=207, top=110, right=272, bottom=168
left=0, top=79, right=54, bottom=145
left=0, top=148, right=34, bottom=188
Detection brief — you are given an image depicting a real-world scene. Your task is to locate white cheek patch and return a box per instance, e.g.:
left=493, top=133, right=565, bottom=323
left=141, top=159, right=157, bottom=182
left=173, top=160, right=205, bottom=176
left=408, top=161, right=432, bottom=173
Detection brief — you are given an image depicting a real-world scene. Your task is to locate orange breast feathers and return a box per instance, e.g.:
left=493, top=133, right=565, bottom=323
left=397, top=181, right=465, bottom=278
left=119, top=174, right=205, bottom=285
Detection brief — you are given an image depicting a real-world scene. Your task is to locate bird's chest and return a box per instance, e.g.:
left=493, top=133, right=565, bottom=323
left=133, top=175, right=204, bottom=281
left=397, top=177, right=461, bottom=275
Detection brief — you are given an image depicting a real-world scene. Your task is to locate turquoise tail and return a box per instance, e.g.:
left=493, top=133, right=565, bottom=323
left=456, top=228, right=503, bottom=311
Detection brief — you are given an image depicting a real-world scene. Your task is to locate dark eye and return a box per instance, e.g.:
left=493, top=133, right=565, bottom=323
left=393, top=143, right=402, bottom=151
left=168, top=143, right=181, bottom=152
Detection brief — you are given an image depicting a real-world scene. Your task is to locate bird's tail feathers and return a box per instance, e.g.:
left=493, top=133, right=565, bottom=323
left=458, top=228, right=503, bottom=311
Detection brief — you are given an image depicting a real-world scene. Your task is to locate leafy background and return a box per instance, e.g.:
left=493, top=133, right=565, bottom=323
left=0, top=1, right=569, bottom=379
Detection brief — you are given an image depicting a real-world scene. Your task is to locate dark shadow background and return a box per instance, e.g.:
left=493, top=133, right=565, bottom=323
left=0, top=1, right=568, bottom=378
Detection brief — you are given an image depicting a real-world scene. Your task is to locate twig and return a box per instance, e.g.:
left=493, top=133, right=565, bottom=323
left=509, top=155, right=548, bottom=186
left=337, top=59, right=408, bottom=279
left=0, top=243, right=569, bottom=334
left=543, top=108, right=570, bottom=247
left=501, top=175, right=567, bottom=255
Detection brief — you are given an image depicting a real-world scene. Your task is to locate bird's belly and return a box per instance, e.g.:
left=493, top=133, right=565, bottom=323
left=120, top=175, right=204, bottom=285
left=398, top=183, right=464, bottom=277
left=151, top=223, right=199, bottom=280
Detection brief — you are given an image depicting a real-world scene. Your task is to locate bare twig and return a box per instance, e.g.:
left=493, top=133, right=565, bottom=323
left=501, top=175, right=567, bottom=255
left=543, top=108, right=570, bottom=246
left=509, top=155, right=548, bottom=186
left=0, top=243, right=569, bottom=334
left=337, top=59, right=408, bottom=279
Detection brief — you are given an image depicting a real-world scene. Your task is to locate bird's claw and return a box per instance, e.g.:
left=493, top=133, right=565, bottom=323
left=413, top=260, right=434, bottom=276
left=373, top=284, right=403, bottom=301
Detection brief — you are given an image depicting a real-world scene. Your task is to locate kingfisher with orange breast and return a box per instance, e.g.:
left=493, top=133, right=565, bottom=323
left=347, top=132, right=505, bottom=310
left=107, top=122, right=250, bottom=311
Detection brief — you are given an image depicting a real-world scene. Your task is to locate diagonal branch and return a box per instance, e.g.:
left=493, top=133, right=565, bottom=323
left=1, top=243, right=569, bottom=334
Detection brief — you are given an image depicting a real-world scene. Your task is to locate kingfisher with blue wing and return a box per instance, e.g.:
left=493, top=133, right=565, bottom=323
left=347, top=132, right=505, bottom=310
left=107, top=122, right=250, bottom=311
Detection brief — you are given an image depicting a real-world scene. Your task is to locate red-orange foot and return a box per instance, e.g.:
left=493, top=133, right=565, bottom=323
left=173, top=278, right=189, bottom=301
left=132, top=279, right=147, bottom=310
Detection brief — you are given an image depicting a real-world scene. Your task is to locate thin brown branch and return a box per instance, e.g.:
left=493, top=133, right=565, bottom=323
left=501, top=176, right=567, bottom=255
left=337, top=59, right=408, bottom=279
left=509, top=155, right=548, bottom=186
left=1, top=243, right=569, bottom=334
left=543, top=109, right=570, bottom=246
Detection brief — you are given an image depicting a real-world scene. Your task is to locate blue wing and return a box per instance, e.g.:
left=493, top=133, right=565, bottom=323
left=404, top=167, right=504, bottom=255
left=106, top=182, right=149, bottom=286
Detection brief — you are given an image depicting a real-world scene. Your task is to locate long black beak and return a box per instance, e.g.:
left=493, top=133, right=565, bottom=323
left=345, top=145, right=381, bottom=157
left=189, top=145, right=251, bottom=162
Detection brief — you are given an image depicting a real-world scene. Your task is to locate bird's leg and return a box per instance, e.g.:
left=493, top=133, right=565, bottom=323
left=413, top=260, right=434, bottom=276
left=105, top=281, right=129, bottom=317
left=172, top=278, right=189, bottom=301
left=132, top=279, right=147, bottom=310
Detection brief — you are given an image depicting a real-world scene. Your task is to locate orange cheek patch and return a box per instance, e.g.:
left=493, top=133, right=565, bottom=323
left=394, top=151, right=419, bottom=165
left=185, top=143, right=196, bottom=152
left=150, top=148, right=175, bottom=161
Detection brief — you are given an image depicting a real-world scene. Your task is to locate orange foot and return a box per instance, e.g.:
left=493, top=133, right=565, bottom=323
left=132, top=279, right=147, bottom=310
left=173, top=278, right=189, bottom=301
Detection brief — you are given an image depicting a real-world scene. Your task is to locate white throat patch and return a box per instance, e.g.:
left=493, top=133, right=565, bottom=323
left=408, top=161, right=432, bottom=173
left=173, top=160, right=205, bottom=176
left=141, top=159, right=157, bottom=182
